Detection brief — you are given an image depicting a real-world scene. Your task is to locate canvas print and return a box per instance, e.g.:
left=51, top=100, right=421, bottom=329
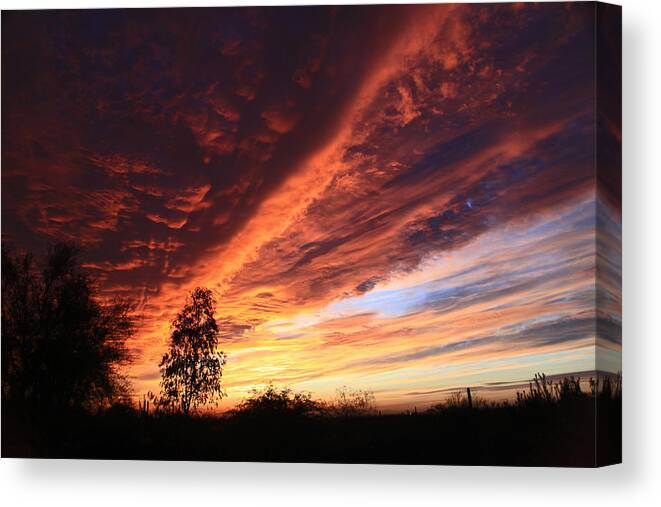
left=1, top=2, right=621, bottom=466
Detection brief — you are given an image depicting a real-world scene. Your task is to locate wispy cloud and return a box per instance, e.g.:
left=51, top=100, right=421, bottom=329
left=2, top=4, right=620, bottom=409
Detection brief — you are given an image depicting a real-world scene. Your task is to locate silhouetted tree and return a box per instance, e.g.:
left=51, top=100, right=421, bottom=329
left=159, top=287, right=227, bottom=415
left=1, top=243, right=134, bottom=412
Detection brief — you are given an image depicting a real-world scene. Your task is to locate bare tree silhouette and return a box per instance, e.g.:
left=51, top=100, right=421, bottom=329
left=158, top=287, right=227, bottom=415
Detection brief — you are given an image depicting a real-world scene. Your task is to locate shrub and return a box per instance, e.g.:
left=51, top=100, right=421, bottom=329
left=328, top=386, right=376, bottom=417
left=234, top=383, right=322, bottom=417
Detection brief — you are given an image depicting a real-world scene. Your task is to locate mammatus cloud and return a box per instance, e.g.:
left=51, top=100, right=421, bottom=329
left=2, top=4, right=620, bottom=409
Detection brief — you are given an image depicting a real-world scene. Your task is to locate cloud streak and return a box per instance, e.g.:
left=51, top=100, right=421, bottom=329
left=2, top=4, right=620, bottom=409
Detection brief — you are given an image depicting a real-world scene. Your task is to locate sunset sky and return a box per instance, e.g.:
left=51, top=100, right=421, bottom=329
left=1, top=3, right=621, bottom=410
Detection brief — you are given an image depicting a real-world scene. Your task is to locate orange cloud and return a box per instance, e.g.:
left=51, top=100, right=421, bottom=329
left=2, top=4, right=619, bottom=411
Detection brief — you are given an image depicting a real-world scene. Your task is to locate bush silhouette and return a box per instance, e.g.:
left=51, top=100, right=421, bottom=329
left=234, top=383, right=321, bottom=417
left=515, top=372, right=621, bottom=409
left=329, top=386, right=376, bottom=417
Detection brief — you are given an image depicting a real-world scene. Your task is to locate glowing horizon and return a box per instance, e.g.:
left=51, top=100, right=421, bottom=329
left=2, top=3, right=621, bottom=411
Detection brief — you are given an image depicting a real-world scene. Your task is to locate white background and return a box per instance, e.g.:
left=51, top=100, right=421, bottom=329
left=1, top=0, right=660, bottom=505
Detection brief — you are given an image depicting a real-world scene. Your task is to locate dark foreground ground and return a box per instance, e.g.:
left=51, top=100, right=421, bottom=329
left=2, top=396, right=621, bottom=467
